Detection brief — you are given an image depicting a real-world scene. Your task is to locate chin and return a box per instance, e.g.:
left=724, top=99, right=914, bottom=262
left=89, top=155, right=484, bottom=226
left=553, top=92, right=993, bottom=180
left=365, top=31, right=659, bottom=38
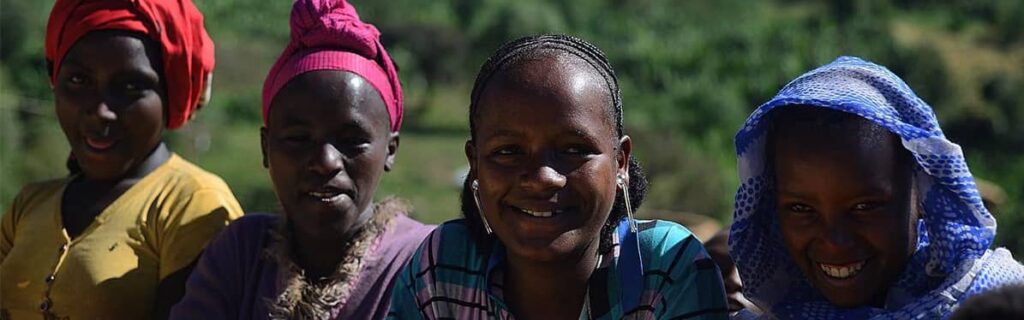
left=504, top=234, right=589, bottom=263
left=822, top=294, right=869, bottom=309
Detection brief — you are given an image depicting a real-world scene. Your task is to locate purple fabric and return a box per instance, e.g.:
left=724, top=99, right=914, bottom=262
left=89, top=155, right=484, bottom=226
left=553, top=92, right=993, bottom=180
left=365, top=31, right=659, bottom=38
left=169, top=213, right=433, bottom=320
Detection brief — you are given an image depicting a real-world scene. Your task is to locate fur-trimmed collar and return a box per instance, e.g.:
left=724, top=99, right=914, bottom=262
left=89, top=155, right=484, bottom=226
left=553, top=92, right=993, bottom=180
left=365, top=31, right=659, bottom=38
left=263, top=198, right=408, bottom=320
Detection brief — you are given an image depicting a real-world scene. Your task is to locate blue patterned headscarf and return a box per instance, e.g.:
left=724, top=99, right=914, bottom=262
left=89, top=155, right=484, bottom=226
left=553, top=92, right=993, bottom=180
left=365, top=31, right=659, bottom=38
left=730, top=56, right=1024, bottom=319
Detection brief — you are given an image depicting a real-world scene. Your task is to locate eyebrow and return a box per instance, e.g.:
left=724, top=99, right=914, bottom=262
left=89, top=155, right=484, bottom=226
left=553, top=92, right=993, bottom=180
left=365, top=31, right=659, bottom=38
left=480, top=129, right=525, bottom=140
left=60, top=59, right=90, bottom=72
left=777, top=189, right=813, bottom=200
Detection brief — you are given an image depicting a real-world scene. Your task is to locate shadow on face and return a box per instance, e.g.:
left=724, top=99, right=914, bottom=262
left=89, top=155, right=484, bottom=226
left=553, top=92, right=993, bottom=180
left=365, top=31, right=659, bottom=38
left=769, top=106, right=917, bottom=308
left=467, top=52, right=628, bottom=263
left=53, top=30, right=166, bottom=181
left=261, top=70, right=397, bottom=240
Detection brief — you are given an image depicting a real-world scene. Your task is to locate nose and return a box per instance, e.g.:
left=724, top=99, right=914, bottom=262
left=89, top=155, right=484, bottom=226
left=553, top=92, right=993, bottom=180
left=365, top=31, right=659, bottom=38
left=308, top=143, right=344, bottom=176
left=519, top=157, right=567, bottom=194
left=820, top=216, right=856, bottom=249
left=88, top=100, right=118, bottom=122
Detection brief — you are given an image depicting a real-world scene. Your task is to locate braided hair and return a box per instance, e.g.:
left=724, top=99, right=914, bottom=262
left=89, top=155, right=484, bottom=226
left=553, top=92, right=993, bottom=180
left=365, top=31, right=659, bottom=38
left=461, top=34, right=648, bottom=254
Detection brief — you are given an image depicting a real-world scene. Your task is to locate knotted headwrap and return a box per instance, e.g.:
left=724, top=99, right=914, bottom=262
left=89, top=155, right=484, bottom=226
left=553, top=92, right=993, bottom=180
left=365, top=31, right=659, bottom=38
left=45, top=0, right=215, bottom=130
left=731, top=56, right=1024, bottom=319
left=262, top=0, right=403, bottom=132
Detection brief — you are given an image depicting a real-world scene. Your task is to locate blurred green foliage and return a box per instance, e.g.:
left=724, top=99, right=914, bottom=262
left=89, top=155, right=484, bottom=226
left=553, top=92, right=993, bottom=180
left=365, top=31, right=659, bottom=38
left=2, top=0, right=1023, bottom=250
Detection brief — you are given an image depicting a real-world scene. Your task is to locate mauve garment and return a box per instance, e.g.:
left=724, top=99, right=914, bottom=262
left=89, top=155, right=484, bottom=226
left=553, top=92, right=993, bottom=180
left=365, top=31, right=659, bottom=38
left=169, top=213, right=433, bottom=320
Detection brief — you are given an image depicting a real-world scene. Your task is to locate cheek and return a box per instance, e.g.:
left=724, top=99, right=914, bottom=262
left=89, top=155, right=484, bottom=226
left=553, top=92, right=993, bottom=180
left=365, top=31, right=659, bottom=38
left=54, top=102, right=79, bottom=134
left=868, top=213, right=915, bottom=255
left=122, top=97, right=166, bottom=149
left=570, top=159, right=618, bottom=216
left=778, top=218, right=813, bottom=256
left=266, top=149, right=303, bottom=186
left=129, top=96, right=166, bottom=127
left=347, top=149, right=389, bottom=194
left=53, top=91, right=83, bottom=125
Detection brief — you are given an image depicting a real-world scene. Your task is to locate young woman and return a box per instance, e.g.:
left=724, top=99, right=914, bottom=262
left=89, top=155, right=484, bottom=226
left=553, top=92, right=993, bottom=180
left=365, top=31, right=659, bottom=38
left=0, top=0, right=242, bottom=319
left=730, top=56, right=1024, bottom=319
left=170, top=0, right=433, bottom=319
left=388, top=35, right=728, bottom=319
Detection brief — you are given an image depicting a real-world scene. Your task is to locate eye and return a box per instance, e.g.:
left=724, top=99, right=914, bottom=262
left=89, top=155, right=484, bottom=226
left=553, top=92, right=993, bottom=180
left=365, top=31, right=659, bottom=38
left=788, top=203, right=814, bottom=213
left=563, top=145, right=595, bottom=156
left=67, top=74, right=88, bottom=86
left=492, top=145, right=523, bottom=156
left=337, top=140, right=372, bottom=155
left=124, top=82, right=141, bottom=92
left=281, top=133, right=311, bottom=144
left=852, top=202, right=883, bottom=212
left=487, top=145, right=525, bottom=166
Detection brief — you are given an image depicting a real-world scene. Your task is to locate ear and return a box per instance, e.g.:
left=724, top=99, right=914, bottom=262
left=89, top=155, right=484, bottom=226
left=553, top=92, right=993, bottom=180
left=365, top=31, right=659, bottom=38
left=617, top=135, right=632, bottom=183
left=465, top=140, right=478, bottom=178
left=260, top=126, right=270, bottom=169
left=384, top=132, right=400, bottom=172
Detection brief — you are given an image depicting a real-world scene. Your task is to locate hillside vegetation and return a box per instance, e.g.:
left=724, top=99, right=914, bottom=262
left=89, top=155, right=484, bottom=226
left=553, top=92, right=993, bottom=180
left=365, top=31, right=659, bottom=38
left=2, top=0, right=1023, bottom=250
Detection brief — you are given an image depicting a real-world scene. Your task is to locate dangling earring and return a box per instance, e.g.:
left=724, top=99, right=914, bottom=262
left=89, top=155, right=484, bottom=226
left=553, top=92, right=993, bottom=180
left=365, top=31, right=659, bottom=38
left=472, top=180, right=493, bottom=234
left=618, top=174, right=637, bottom=232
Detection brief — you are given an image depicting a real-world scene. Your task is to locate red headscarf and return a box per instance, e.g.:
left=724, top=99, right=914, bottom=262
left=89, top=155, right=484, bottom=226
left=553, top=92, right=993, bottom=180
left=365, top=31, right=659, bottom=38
left=45, top=0, right=215, bottom=130
left=262, top=0, right=403, bottom=132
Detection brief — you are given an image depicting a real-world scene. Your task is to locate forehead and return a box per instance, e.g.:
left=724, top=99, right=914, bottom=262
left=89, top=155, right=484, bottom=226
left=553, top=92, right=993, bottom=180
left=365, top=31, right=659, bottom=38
left=267, top=70, right=389, bottom=130
left=475, top=53, right=615, bottom=135
left=772, top=115, right=905, bottom=186
left=62, top=31, right=160, bottom=73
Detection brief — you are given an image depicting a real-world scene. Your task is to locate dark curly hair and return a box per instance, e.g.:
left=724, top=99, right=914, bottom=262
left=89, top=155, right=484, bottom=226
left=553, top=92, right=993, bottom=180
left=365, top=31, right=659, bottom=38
left=461, top=34, right=648, bottom=254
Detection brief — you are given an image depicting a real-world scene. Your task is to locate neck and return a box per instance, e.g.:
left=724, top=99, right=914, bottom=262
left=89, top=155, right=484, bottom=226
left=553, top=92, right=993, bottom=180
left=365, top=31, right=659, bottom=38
left=74, top=142, right=171, bottom=191
left=289, top=205, right=376, bottom=279
left=505, top=240, right=601, bottom=320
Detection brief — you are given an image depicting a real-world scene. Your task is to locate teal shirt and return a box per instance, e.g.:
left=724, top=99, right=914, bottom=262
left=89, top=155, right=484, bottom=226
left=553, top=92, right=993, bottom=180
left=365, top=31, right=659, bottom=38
left=388, top=218, right=728, bottom=319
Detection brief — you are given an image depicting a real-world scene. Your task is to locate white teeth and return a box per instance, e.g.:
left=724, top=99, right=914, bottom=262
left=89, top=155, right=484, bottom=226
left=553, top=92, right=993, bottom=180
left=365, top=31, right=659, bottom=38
left=308, top=191, right=341, bottom=201
left=520, top=208, right=554, bottom=217
left=819, top=261, right=865, bottom=279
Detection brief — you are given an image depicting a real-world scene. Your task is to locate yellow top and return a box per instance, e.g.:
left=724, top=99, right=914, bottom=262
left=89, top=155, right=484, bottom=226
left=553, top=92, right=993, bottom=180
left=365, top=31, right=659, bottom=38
left=0, top=154, right=243, bottom=319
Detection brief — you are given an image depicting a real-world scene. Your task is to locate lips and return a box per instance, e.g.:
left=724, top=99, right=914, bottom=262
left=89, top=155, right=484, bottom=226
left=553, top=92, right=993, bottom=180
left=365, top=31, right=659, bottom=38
left=510, top=205, right=570, bottom=218
left=305, top=187, right=346, bottom=203
left=85, top=136, right=117, bottom=150
left=818, top=260, right=866, bottom=279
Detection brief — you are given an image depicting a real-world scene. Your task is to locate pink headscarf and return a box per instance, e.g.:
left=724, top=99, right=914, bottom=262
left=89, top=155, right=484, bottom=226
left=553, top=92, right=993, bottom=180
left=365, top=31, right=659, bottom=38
left=262, top=0, right=403, bottom=132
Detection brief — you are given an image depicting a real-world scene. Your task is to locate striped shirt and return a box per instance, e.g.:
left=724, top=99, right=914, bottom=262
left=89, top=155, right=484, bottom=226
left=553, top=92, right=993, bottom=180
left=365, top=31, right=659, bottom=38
left=388, top=218, right=728, bottom=319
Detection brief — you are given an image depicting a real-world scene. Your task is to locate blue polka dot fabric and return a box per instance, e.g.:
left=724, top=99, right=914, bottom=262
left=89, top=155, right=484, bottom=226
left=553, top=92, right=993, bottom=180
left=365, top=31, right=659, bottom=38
left=730, top=56, right=1024, bottom=319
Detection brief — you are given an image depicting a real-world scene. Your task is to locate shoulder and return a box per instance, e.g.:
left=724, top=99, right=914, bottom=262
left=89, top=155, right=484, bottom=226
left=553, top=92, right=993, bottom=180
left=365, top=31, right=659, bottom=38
left=222, top=214, right=278, bottom=240
left=635, top=219, right=718, bottom=278
left=416, top=219, right=478, bottom=257
left=5, top=179, right=67, bottom=221
left=11, top=179, right=66, bottom=206
left=635, top=219, right=701, bottom=255
left=403, top=219, right=487, bottom=278
left=145, top=155, right=243, bottom=219
left=386, top=215, right=435, bottom=249
left=203, top=213, right=277, bottom=256
left=633, top=220, right=727, bottom=317
left=976, top=248, right=1024, bottom=286
left=157, top=155, right=238, bottom=197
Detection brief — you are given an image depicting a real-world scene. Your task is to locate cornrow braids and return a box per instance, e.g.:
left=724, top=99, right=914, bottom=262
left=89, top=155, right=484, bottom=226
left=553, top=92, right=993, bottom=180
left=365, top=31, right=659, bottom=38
left=469, top=34, right=623, bottom=139
left=461, top=34, right=648, bottom=255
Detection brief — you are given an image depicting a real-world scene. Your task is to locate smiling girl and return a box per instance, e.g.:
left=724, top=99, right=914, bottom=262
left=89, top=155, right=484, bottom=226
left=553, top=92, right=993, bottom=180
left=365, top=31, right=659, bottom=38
left=388, top=35, right=728, bottom=320
left=730, top=57, right=1024, bottom=319
left=0, top=0, right=242, bottom=319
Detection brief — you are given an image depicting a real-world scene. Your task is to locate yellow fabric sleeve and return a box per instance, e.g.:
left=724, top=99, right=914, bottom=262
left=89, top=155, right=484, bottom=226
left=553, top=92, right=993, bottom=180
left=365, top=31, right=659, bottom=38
left=156, top=188, right=243, bottom=280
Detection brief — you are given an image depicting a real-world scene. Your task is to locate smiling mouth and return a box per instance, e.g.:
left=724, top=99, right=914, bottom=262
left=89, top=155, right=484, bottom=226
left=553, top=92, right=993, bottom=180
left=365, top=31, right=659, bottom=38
left=818, top=260, right=866, bottom=279
left=512, top=206, right=568, bottom=218
left=85, top=137, right=118, bottom=151
left=306, top=189, right=345, bottom=203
